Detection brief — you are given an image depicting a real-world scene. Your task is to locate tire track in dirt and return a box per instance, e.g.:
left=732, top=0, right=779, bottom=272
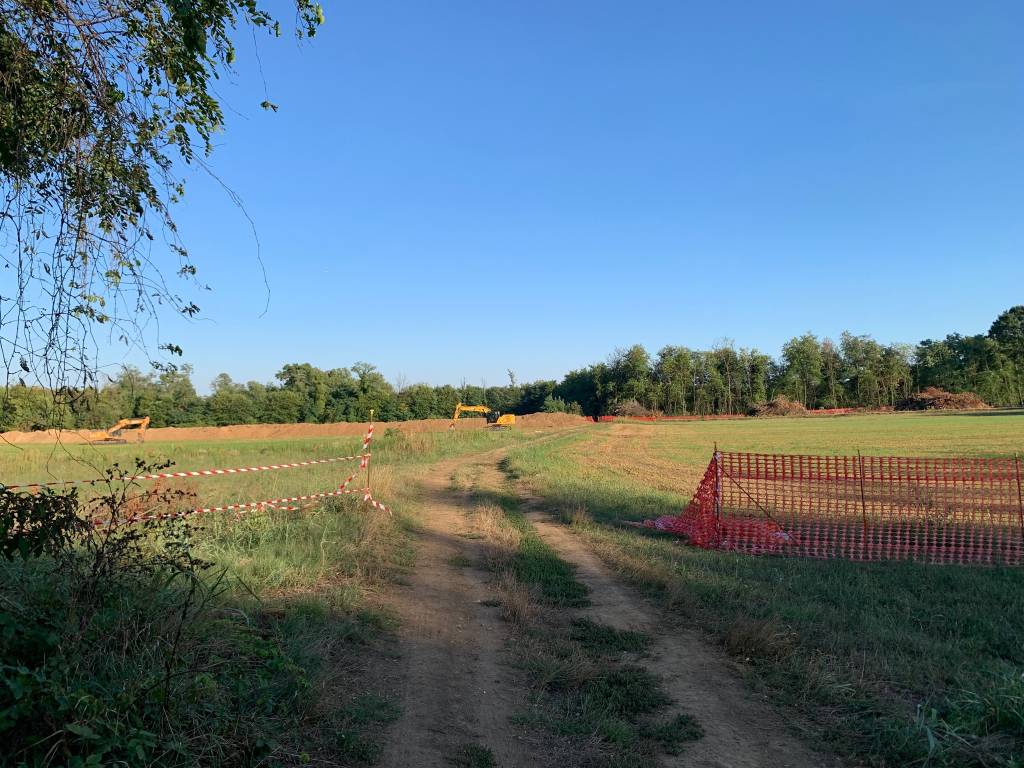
left=377, top=429, right=832, bottom=768
left=470, top=458, right=835, bottom=768
left=378, top=453, right=546, bottom=768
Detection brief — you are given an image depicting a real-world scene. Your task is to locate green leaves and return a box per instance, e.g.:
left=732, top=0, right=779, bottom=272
left=1, top=0, right=323, bottom=400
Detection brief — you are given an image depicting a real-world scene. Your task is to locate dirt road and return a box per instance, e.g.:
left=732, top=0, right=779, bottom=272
left=378, top=448, right=833, bottom=768
left=378, top=454, right=543, bottom=768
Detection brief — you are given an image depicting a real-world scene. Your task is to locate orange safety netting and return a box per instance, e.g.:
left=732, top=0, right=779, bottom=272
left=645, top=451, right=1024, bottom=566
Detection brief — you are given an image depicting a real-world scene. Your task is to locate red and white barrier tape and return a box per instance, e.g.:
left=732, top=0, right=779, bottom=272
left=9, top=424, right=392, bottom=526
left=4, top=452, right=372, bottom=491
left=99, top=485, right=392, bottom=527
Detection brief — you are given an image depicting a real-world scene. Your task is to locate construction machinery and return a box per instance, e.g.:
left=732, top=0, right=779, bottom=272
left=450, top=403, right=515, bottom=430
left=84, top=417, right=151, bottom=445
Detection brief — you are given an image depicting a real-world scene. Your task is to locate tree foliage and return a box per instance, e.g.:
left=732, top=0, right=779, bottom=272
left=4, top=306, right=1024, bottom=431
left=0, top=0, right=323, bottom=407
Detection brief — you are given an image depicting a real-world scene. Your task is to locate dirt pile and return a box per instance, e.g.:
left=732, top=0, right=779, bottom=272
left=517, top=412, right=591, bottom=428
left=0, top=412, right=593, bottom=445
left=753, top=396, right=807, bottom=417
left=896, top=387, right=990, bottom=411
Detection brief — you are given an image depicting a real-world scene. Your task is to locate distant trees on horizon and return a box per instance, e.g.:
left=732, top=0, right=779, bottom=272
left=3, top=307, right=1023, bottom=431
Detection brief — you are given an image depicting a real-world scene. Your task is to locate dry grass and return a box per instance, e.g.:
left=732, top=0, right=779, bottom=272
left=471, top=504, right=523, bottom=569
left=495, top=570, right=538, bottom=626
left=562, top=502, right=592, bottom=527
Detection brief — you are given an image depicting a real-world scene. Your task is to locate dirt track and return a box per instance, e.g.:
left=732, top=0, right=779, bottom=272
left=376, top=444, right=832, bottom=767
left=378, top=454, right=543, bottom=767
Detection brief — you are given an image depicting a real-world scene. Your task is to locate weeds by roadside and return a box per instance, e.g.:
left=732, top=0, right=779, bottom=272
left=446, top=743, right=497, bottom=768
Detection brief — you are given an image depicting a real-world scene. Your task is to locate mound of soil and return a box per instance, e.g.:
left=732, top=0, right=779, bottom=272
left=517, top=412, right=592, bottom=428
left=753, top=396, right=807, bottom=417
left=896, top=387, right=990, bottom=411
left=0, top=412, right=592, bottom=445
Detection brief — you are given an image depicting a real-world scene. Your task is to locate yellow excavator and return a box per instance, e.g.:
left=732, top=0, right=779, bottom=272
left=84, top=417, right=151, bottom=445
left=450, top=403, right=515, bottom=430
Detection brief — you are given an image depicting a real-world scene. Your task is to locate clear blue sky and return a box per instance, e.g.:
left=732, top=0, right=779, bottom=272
left=151, top=0, right=1022, bottom=392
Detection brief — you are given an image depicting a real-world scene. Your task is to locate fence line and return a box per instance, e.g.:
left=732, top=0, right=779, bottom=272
left=646, top=450, right=1024, bottom=566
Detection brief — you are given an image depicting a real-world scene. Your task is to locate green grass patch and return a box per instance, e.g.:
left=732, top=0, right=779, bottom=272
left=466, top=479, right=701, bottom=765
left=511, top=525, right=590, bottom=607
left=639, top=713, right=704, bottom=754
left=570, top=617, right=650, bottom=656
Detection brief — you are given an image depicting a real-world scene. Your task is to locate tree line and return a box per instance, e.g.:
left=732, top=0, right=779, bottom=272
left=2, top=306, right=1023, bottom=431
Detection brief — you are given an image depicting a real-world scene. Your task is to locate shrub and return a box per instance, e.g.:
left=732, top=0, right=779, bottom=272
left=0, top=469, right=307, bottom=767
left=541, top=395, right=568, bottom=413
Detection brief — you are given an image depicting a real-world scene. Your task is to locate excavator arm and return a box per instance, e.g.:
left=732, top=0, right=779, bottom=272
left=452, top=403, right=491, bottom=420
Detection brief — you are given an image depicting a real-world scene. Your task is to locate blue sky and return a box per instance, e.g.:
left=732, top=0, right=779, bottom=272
left=150, top=1, right=1021, bottom=392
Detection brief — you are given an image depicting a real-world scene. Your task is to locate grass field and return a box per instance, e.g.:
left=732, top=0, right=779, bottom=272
left=3, top=412, right=1022, bottom=766
left=504, top=412, right=1024, bottom=767
left=0, top=427, right=554, bottom=766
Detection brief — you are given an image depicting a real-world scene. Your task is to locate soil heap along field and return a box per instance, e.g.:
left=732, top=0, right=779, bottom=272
left=0, top=412, right=592, bottom=445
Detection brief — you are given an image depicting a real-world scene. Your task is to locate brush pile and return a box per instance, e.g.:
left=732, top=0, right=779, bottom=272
left=752, top=396, right=807, bottom=417
left=896, top=387, right=990, bottom=411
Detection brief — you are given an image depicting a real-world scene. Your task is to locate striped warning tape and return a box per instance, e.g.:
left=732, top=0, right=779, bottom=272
left=8, top=424, right=393, bottom=527
left=4, top=452, right=372, bottom=491
left=99, top=485, right=392, bottom=527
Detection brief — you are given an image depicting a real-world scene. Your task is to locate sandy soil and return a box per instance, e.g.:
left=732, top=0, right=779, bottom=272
left=0, top=412, right=592, bottom=445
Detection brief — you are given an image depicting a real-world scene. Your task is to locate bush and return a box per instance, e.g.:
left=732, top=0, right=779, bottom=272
left=0, top=471, right=307, bottom=767
left=897, top=387, right=990, bottom=411
left=752, top=396, right=807, bottom=417
left=541, top=395, right=568, bottom=413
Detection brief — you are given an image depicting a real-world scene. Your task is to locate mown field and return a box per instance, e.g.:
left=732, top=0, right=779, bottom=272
left=504, top=411, right=1024, bottom=767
